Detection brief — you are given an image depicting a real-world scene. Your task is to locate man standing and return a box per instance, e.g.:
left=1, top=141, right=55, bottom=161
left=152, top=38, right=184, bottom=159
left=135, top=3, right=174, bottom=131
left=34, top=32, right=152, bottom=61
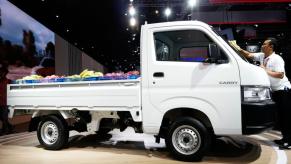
left=230, top=38, right=291, bottom=149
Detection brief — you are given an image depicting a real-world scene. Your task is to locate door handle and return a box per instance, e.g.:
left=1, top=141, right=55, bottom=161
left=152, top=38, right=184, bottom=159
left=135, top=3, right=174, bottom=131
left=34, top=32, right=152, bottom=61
left=153, top=72, right=164, bottom=77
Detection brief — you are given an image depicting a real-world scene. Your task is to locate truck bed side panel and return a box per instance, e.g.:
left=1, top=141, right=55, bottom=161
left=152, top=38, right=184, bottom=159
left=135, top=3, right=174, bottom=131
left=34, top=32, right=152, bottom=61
left=7, top=80, right=141, bottom=111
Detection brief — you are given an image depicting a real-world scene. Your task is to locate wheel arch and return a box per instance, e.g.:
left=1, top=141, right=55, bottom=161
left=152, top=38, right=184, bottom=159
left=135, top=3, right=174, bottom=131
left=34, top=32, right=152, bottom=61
left=159, top=108, right=214, bottom=138
left=29, top=110, right=71, bottom=132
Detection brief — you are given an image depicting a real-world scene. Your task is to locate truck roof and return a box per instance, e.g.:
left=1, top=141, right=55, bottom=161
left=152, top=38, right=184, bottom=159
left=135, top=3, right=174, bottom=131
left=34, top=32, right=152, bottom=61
left=142, top=20, right=213, bottom=30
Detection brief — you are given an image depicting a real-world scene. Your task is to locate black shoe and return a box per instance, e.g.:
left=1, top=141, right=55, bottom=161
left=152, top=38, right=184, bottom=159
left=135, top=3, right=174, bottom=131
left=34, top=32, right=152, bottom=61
left=274, top=139, right=286, bottom=146
left=279, top=142, right=291, bottom=150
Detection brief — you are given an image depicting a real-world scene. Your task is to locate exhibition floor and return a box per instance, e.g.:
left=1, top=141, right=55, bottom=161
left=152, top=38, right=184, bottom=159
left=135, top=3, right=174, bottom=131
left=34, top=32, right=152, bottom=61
left=0, top=123, right=290, bottom=164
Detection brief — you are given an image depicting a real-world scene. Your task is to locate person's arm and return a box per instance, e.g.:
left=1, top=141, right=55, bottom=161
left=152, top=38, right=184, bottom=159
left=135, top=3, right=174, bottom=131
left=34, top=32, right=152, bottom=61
left=264, top=68, right=284, bottom=79
left=260, top=58, right=285, bottom=79
left=238, top=49, right=254, bottom=59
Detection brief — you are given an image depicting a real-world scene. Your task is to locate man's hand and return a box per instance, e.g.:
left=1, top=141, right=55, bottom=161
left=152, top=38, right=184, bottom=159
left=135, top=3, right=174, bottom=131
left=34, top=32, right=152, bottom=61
left=228, top=40, right=242, bottom=51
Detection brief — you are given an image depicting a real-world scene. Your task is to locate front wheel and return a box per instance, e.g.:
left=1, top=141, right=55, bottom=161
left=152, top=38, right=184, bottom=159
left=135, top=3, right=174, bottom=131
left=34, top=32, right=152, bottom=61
left=166, top=117, right=211, bottom=161
left=37, top=115, right=69, bottom=150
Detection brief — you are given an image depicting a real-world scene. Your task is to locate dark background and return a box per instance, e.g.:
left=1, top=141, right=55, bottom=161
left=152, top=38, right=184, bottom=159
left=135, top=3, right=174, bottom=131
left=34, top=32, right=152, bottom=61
left=5, top=0, right=291, bottom=76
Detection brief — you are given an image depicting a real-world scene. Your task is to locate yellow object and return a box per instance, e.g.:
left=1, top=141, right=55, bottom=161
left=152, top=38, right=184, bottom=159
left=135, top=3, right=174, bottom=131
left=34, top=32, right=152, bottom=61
left=22, top=75, right=43, bottom=80
left=79, top=69, right=104, bottom=78
left=93, top=72, right=103, bottom=77
left=67, top=74, right=81, bottom=79
left=79, top=69, right=88, bottom=77
left=228, top=40, right=242, bottom=51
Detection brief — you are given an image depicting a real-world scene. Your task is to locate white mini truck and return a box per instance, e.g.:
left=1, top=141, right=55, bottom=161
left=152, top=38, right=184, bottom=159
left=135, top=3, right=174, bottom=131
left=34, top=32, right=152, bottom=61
left=7, top=21, right=275, bottom=161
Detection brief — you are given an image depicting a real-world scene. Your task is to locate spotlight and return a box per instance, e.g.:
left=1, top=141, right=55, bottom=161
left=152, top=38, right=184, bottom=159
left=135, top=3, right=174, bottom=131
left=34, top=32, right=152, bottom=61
left=129, top=6, right=136, bottom=16
left=164, top=8, right=171, bottom=17
left=188, top=0, right=197, bottom=8
left=130, top=17, right=136, bottom=26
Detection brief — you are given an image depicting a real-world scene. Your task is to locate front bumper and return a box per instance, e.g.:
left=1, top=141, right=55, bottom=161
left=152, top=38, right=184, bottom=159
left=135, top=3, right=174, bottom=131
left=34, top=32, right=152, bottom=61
left=241, top=100, right=276, bottom=135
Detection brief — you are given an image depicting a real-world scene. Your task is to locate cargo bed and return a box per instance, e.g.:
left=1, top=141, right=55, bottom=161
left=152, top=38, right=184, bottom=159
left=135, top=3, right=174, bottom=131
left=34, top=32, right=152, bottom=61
left=7, top=79, right=141, bottom=117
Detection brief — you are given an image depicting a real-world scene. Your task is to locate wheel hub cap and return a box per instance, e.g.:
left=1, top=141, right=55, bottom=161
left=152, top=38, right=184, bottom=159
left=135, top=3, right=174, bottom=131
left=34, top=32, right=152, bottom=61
left=41, top=121, right=59, bottom=145
left=172, top=125, right=201, bottom=155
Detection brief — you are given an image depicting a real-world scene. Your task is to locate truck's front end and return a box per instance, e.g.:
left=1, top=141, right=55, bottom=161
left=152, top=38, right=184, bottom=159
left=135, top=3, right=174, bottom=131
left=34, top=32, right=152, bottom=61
left=238, top=61, right=276, bottom=134
left=219, top=35, right=276, bottom=135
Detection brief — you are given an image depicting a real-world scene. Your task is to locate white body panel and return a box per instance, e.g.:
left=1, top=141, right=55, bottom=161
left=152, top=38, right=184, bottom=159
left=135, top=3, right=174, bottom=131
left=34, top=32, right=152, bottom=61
left=7, top=79, right=142, bottom=121
left=141, top=22, right=241, bottom=135
left=239, top=61, right=270, bottom=86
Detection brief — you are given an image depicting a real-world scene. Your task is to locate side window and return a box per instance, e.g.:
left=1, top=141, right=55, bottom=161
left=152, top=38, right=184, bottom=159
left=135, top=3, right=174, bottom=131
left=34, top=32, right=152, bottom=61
left=154, top=30, right=228, bottom=62
left=180, top=47, right=208, bottom=62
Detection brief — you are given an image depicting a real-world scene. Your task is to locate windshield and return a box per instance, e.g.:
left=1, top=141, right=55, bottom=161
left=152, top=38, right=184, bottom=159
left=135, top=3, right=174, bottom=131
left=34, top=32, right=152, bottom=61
left=211, top=27, right=248, bottom=62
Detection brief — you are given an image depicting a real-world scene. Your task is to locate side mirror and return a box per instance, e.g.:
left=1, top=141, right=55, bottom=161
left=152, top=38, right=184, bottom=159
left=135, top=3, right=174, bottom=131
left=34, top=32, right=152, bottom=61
left=204, top=43, right=223, bottom=64
left=208, top=43, right=221, bottom=59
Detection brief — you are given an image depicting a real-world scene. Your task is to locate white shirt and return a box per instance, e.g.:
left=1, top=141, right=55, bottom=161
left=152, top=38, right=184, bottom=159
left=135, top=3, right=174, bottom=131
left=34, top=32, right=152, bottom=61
left=253, top=52, right=291, bottom=91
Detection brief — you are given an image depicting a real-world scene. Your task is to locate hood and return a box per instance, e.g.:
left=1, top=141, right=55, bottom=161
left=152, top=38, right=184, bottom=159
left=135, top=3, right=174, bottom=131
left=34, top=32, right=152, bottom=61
left=238, top=61, right=270, bottom=87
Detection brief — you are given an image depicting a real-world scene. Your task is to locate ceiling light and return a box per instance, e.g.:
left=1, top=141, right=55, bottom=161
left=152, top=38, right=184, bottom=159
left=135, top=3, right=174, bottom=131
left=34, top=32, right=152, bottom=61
left=164, top=8, right=171, bottom=17
left=155, top=10, right=159, bottom=14
left=129, top=17, right=136, bottom=26
left=129, top=6, right=136, bottom=16
left=188, top=0, right=197, bottom=8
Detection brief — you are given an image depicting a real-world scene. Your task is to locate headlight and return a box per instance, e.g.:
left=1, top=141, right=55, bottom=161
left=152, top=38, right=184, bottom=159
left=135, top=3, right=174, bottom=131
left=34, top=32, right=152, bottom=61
left=243, top=86, right=271, bottom=102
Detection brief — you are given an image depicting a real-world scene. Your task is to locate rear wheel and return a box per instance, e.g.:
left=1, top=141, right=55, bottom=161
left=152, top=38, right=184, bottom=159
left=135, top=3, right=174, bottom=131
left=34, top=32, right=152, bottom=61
left=166, top=117, right=211, bottom=161
left=37, top=115, right=69, bottom=150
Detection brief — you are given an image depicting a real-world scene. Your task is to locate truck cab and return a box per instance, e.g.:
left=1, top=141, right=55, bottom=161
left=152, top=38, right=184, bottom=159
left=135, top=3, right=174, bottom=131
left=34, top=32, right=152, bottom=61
left=140, top=21, right=275, bottom=160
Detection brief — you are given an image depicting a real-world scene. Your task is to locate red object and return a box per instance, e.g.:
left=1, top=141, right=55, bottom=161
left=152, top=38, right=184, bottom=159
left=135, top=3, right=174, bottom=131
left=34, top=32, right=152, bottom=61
left=36, top=67, right=55, bottom=77
left=0, top=78, right=9, bottom=106
left=209, top=0, right=291, bottom=4
left=207, top=20, right=287, bottom=25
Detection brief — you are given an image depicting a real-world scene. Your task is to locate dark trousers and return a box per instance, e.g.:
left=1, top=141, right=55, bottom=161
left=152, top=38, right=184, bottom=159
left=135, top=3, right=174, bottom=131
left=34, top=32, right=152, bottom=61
left=0, top=106, right=12, bottom=133
left=272, top=89, right=291, bottom=142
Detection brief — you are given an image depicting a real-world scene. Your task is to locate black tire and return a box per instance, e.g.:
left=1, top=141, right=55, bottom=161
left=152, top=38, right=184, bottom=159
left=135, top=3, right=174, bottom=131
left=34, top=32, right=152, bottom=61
left=37, top=115, right=69, bottom=150
left=165, top=117, right=211, bottom=161
left=97, top=118, right=113, bottom=135
left=97, top=128, right=112, bottom=135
